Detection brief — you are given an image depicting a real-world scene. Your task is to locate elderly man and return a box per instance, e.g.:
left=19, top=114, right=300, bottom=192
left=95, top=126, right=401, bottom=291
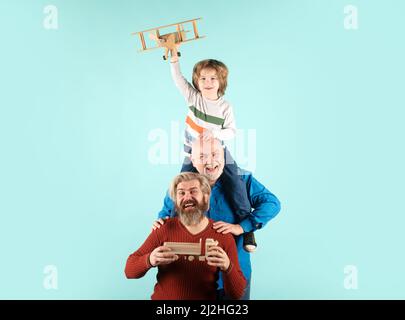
left=154, top=138, right=281, bottom=300
left=125, top=172, right=246, bottom=300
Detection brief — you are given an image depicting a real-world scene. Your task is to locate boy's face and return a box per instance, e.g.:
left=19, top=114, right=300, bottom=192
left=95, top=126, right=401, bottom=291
left=198, top=68, right=220, bottom=100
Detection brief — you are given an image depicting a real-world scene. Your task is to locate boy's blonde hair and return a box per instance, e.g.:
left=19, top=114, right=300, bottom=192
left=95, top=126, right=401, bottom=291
left=192, top=59, right=229, bottom=97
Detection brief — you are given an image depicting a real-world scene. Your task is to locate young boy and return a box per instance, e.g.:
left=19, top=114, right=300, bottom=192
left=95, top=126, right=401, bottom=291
left=169, top=52, right=257, bottom=252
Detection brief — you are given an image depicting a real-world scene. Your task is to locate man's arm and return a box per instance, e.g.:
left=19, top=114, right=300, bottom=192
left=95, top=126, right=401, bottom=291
left=124, top=230, right=161, bottom=279
left=157, top=191, right=175, bottom=219
left=221, top=235, right=247, bottom=299
left=238, top=173, right=281, bottom=233
left=151, top=192, right=175, bottom=231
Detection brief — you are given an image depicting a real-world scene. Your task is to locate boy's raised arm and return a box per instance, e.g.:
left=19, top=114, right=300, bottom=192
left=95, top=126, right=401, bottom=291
left=170, top=57, right=198, bottom=106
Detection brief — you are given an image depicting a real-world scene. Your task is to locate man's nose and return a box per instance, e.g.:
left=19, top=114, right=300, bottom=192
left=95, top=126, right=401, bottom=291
left=183, top=192, right=193, bottom=200
left=205, top=155, right=214, bottom=164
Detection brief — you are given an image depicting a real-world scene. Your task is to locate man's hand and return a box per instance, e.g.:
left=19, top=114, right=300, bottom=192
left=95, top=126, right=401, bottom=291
left=152, top=217, right=169, bottom=231
left=206, top=246, right=230, bottom=271
left=213, top=221, right=244, bottom=236
left=149, top=246, right=179, bottom=267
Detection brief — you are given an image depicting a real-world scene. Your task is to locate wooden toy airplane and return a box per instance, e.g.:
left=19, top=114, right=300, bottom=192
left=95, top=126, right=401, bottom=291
left=164, top=238, right=218, bottom=261
left=132, top=18, right=205, bottom=60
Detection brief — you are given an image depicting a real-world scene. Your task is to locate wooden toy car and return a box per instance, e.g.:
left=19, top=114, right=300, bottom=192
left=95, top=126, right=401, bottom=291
left=163, top=238, right=219, bottom=261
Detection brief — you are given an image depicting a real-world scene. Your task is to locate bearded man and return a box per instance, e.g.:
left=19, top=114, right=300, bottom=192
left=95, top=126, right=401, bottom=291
left=154, top=138, right=281, bottom=300
left=125, top=172, right=246, bottom=300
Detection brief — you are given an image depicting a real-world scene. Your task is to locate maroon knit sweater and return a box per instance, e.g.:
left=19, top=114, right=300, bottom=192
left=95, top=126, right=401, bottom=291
left=125, top=218, right=246, bottom=300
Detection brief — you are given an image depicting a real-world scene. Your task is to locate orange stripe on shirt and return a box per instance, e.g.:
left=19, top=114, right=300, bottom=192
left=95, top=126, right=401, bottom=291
left=185, top=116, right=204, bottom=134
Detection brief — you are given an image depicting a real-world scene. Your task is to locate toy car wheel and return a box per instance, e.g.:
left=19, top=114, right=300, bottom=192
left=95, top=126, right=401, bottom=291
left=177, top=52, right=181, bottom=57
left=163, top=55, right=167, bottom=60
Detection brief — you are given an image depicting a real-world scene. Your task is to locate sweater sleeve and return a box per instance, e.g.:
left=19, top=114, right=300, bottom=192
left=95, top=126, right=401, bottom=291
left=170, top=61, right=199, bottom=106
left=221, top=235, right=247, bottom=299
left=124, top=229, right=162, bottom=279
left=212, top=103, right=236, bottom=141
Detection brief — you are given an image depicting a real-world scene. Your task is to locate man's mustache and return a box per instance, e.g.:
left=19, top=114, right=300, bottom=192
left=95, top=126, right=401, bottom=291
left=180, top=199, right=198, bottom=208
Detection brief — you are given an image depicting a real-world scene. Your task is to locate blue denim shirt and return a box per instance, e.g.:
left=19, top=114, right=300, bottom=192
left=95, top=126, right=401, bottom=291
left=157, top=171, right=281, bottom=288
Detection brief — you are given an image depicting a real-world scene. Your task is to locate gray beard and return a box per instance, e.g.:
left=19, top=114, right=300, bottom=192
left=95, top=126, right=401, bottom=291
left=179, top=209, right=204, bottom=226
left=203, top=172, right=216, bottom=182
left=176, top=200, right=208, bottom=226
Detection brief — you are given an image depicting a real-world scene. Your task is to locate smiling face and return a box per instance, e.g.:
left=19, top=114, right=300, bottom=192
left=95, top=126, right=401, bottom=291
left=191, top=138, right=225, bottom=184
left=192, top=59, right=228, bottom=98
left=175, top=179, right=209, bottom=226
left=197, top=68, right=220, bottom=100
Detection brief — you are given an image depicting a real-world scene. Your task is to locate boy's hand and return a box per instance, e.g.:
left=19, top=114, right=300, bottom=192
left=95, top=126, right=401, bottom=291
left=170, top=54, right=178, bottom=63
left=170, top=43, right=181, bottom=63
left=201, top=130, right=214, bottom=141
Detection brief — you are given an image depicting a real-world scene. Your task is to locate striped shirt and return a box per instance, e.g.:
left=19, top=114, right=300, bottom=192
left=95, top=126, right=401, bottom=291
left=170, top=61, right=236, bottom=154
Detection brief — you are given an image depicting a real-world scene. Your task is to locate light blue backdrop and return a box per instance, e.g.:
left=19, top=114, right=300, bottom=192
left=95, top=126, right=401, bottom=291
left=1, top=0, right=404, bottom=299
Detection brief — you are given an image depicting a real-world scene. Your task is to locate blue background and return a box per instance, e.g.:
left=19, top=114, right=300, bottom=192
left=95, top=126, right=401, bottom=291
left=1, top=0, right=404, bottom=299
